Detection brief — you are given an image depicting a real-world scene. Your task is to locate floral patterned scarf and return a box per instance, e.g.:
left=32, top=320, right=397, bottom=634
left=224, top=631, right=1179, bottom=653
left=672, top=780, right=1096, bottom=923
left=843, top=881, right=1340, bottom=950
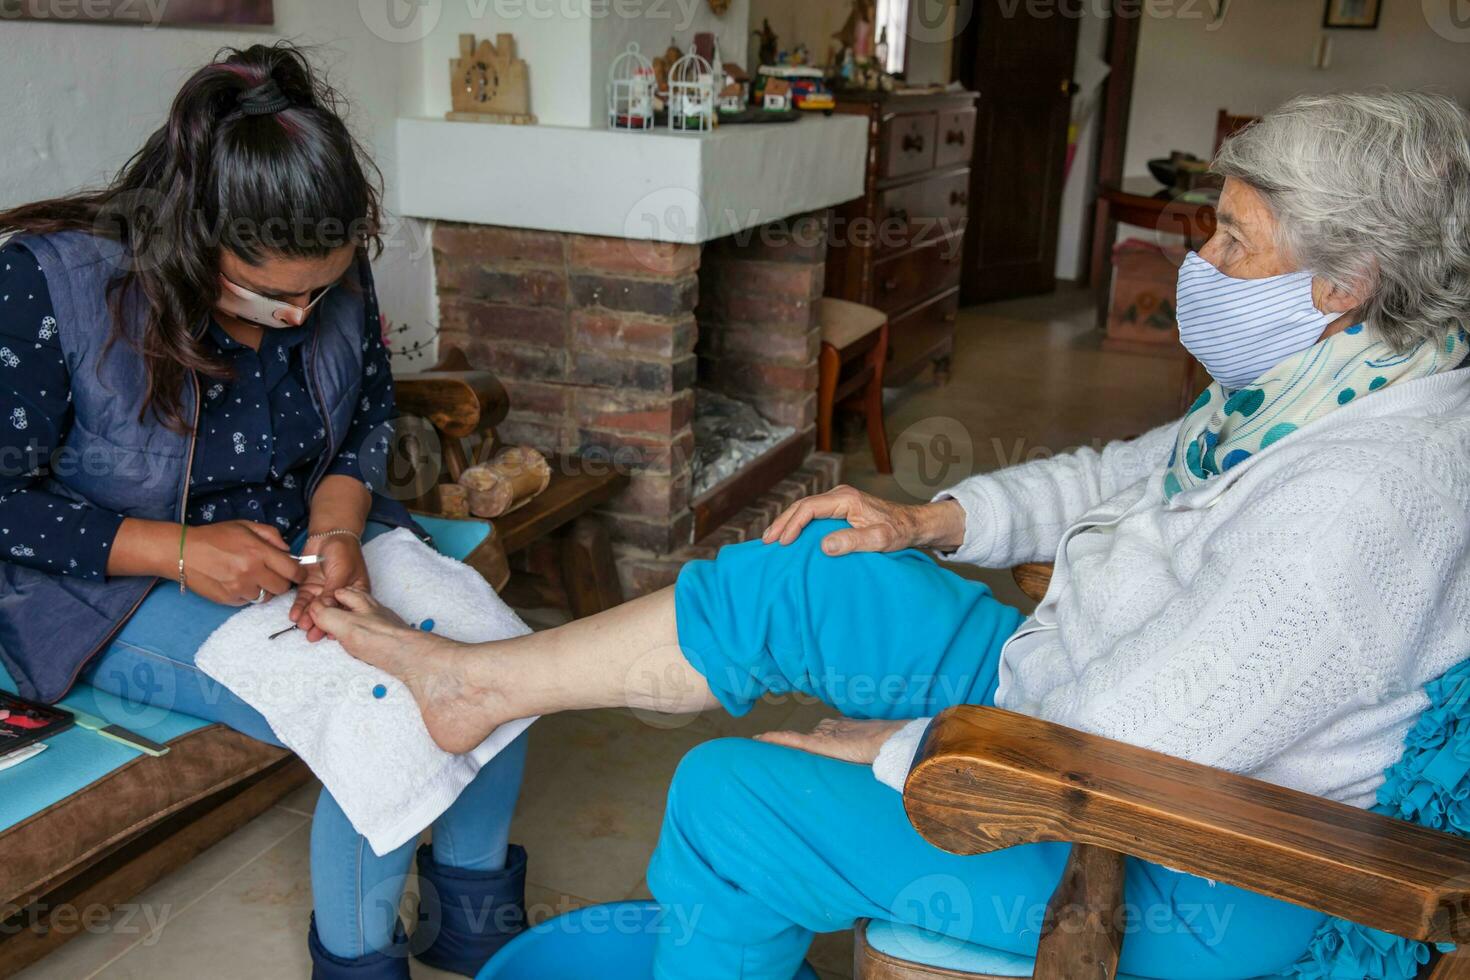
left=1165, top=323, right=1468, bottom=502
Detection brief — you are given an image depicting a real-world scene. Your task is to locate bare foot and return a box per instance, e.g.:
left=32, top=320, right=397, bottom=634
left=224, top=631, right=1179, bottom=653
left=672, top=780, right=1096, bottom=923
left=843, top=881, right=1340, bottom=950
left=311, top=588, right=516, bottom=754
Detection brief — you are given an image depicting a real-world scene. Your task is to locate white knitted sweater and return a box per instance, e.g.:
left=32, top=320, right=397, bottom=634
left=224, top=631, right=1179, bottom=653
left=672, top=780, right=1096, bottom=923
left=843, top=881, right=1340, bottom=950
left=872, top=370, right=1470, bottom=810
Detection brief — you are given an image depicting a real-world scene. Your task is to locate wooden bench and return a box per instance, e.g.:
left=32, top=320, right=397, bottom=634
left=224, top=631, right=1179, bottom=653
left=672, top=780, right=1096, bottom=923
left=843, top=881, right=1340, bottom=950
left=396, top=349, right=629, bottom=618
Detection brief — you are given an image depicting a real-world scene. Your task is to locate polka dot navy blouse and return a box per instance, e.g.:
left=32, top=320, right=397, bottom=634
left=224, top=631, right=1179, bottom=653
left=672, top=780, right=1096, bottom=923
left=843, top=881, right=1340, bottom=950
left=0, top=240, right=396, bottom=580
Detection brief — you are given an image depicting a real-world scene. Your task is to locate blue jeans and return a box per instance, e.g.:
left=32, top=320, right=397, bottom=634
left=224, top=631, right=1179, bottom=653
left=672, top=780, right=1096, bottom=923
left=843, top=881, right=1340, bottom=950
left=83, top=524, right=527, bottom=959
left=650, top=519, right=1323, bottom=979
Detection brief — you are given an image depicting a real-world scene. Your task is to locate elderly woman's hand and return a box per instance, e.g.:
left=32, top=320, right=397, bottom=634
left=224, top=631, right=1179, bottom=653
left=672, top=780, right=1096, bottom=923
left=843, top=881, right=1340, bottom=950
left=755, top=717, right=907, bottom=764
left=762, top=485, right=965, bottom=557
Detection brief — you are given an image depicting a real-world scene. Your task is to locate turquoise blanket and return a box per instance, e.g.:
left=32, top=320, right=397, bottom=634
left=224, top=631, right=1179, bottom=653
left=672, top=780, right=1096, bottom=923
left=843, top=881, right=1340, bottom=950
left=1281, top=659, right=1470, bottom=978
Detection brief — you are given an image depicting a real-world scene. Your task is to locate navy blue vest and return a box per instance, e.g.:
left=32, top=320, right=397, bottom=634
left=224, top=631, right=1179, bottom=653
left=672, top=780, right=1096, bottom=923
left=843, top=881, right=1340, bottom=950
left=0, top=231, right=412, bottom=702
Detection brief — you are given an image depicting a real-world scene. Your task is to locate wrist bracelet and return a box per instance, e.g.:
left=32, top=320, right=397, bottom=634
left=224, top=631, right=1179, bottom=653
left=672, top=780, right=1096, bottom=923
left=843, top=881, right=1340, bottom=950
left=307, top=528, right=361, bottom=545
left=178, top=522, right=188, bottom=595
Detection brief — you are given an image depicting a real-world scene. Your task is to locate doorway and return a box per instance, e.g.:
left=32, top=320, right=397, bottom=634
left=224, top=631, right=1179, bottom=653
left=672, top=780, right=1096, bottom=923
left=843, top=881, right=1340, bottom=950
left=954, top=1, right=1081, bottom=303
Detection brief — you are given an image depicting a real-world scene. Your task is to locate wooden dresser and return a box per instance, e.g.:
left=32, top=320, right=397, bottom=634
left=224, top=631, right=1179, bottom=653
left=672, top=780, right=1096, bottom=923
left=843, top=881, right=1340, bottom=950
left=826, top=88, right=978, bottom=385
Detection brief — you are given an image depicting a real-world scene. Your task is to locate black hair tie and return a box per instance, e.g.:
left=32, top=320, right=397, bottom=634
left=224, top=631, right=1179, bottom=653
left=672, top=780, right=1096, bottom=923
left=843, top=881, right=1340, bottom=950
left=238, top=79, right=290, bottom=116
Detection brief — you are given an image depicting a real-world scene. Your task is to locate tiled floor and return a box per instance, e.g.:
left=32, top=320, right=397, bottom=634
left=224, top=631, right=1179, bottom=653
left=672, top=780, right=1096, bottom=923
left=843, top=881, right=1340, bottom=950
left=16, top=287, right=1182, bottom=979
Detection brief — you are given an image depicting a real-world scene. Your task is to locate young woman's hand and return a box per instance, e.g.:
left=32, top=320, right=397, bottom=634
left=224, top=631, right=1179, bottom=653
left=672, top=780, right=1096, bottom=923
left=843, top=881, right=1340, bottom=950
left=289, top=534, right=371, bottom=642
left=184, top=521, right=306, bottom=606
left=761, top=486, right=966, bottom=557
left=754, top=717, right=907, bottom=765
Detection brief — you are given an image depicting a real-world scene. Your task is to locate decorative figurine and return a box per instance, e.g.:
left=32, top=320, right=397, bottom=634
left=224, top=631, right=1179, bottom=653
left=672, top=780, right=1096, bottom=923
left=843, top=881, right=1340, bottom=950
left=608, top=42, right=657, bottom=131
left=446, top=33, right=535, bottom=125
left=668, top=51, right=716, bottom=133
left=833, top=0, right=876, bottom=61
left=752, top=18, right=778, bottom=69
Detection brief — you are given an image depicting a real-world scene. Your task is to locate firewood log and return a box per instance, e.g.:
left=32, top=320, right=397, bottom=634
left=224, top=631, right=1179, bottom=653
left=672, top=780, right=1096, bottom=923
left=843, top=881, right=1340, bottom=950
left=458, top=446, right=552, bottom=518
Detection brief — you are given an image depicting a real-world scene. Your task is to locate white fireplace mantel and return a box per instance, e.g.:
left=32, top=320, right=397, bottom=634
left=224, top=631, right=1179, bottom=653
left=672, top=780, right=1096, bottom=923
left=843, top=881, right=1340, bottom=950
left=395, top=114, right=869, bottom=244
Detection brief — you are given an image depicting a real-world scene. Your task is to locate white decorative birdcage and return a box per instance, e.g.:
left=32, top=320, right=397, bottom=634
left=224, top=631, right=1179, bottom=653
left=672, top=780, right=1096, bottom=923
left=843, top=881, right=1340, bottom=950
left=607, top=42, right=656, bottom=131
left=667, top=51, right=716, bottom=134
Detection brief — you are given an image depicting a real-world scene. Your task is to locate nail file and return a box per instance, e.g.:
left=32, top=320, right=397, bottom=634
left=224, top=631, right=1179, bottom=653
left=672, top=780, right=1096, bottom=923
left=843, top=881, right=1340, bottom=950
left=0, top=742, right=46, bottom=773
left=68, top=709, right=170, bottom=757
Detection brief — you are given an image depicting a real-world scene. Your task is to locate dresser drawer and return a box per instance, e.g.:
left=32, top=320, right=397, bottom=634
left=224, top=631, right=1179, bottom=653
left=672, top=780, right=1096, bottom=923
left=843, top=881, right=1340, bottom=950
left=876, top=170, right=971, bottom=256
left=886, top=288, right=960, bottom=386
left=881, top=111, right=937, bottom=180
left=872, top=234, right=964, bottom=315
left=934, top=108, right=976, bottom=169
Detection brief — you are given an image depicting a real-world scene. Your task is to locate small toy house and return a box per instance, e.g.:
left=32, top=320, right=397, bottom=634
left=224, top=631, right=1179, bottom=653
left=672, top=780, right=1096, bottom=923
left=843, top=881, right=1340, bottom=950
left=717, top=81, right=746, bottom=114
left=762, top=77, right=791, bottom=111
left=718, top=62, right=750, bottom=114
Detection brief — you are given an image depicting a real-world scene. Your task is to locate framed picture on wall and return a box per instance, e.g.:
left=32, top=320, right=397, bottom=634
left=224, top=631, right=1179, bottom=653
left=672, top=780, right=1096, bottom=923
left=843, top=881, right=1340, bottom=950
left=7, top=0, right=273, bottom=26
left=1323, top=0, right=1381, bottom=29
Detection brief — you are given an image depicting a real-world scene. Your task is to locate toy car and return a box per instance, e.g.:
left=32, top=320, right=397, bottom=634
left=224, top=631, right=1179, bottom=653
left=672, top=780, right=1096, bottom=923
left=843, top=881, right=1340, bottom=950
left=757, top=66, right=835, bottom=113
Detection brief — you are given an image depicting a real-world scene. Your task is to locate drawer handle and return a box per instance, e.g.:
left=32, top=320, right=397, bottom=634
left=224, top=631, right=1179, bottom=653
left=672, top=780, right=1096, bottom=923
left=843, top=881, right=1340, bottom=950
left=902, top=132, right=926, bottom=153
left=942, top=311, right=957, bottom=323
left=883, top=278, right=899, bottom=292
left=945, top=129, right=966, bottom=146
left=949, top=190, right=970, bottom=207
left=888, top=207, right=910, bottom=224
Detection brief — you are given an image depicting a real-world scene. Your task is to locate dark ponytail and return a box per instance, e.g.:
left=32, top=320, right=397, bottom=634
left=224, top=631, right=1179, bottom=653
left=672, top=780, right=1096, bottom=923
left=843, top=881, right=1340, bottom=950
left=0, top=42, right=383, bottom=430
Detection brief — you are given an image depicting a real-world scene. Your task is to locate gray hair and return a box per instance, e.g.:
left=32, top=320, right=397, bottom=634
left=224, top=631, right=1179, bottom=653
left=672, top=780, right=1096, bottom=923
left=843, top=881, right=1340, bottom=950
left=1213, top=91, right=1470, bottom=351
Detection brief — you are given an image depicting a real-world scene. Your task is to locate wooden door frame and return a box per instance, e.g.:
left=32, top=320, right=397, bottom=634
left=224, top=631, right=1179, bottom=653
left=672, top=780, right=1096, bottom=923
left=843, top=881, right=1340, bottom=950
left=951, top=0, right=1081, bottom=303
left=1083, top=1, right=1143, bottom=285
left=952, top=2, right=1143, bottom=289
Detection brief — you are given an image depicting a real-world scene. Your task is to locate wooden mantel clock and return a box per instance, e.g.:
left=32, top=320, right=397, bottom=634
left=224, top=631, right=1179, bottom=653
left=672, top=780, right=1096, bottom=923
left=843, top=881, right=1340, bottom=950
left=446, top=33, right=536, bottom=125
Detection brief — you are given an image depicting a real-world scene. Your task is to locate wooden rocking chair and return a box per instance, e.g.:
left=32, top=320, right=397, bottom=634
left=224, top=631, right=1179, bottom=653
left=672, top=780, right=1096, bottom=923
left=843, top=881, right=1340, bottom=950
left=855, top=562, right=1470, bottom=980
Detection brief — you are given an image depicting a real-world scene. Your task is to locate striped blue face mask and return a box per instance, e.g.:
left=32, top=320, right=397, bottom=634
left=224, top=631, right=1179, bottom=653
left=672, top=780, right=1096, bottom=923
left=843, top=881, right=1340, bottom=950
left=1175, top=251, right=1338, bottom=390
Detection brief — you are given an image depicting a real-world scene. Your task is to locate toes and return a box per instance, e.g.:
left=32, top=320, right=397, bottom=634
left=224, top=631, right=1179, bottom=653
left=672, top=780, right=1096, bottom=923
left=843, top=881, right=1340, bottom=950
left=310, top=603, right=355, bottom=640
left=333, top=587, right=376, bottom=612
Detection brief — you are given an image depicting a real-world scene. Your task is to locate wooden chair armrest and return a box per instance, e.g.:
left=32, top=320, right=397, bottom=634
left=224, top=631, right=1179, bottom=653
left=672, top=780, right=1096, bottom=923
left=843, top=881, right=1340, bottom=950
left=395, top=370, right=509, bottom=439
left=904, top=705, right=1470, bottom=944
left=1011, top=562, right=1053, bottom=602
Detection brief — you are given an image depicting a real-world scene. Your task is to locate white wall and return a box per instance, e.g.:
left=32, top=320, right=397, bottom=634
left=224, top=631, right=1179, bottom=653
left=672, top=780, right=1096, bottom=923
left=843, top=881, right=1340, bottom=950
left=1124, top=0, right=1470, bottom=176
left=0, top=1, right=441, bottom=363
left=1054, top=5, right=1108, bottom=280
left=403, top=0, right=596, bottom=127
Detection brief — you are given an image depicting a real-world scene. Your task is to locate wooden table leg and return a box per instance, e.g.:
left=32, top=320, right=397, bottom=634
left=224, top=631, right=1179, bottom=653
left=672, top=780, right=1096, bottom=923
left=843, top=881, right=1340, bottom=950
left=817, top=343, right=840, bottom=453
left=1089, top=195, right=1115, bottom=332
left=866, top=323, right=892, bottom=474
left=558, top=515, right=624, bottom=618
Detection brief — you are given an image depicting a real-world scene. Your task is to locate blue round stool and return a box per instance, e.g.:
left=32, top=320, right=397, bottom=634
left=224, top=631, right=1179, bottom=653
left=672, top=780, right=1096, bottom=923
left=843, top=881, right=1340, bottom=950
left=475, top=900, right=821, bottom=979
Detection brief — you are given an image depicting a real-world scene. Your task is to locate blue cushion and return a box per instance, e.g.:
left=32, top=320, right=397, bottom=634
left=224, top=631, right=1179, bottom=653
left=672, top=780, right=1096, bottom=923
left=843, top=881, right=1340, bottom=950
left=417, top=514, right=492, bottom=563
left=0, top=516, right=493, bottom=833
left=865, top=921, right=1152, bottom=979
left=0, top=675, right=213, bottom=832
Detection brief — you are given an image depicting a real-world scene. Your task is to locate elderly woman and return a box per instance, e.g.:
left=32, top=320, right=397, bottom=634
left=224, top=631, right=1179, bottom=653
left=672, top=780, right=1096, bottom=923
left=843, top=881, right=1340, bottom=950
left=314, top=91, right=1470, bottom=979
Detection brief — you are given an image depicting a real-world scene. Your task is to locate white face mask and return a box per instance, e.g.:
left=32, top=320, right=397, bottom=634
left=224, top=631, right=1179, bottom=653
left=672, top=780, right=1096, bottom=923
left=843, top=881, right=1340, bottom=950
left=1175, top=251, right=1339, bottom=390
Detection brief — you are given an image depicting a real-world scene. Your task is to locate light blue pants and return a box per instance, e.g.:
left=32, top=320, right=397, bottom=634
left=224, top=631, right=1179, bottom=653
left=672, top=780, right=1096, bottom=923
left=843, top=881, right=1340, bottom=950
left=649, top=519, right=1324, bottom=979
left=83, top=524, right=527, bottom=960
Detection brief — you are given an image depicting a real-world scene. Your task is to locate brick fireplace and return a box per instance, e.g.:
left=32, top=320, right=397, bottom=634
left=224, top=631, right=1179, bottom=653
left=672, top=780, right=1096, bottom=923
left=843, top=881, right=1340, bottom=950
left=432, top=211, right=843, bottom=597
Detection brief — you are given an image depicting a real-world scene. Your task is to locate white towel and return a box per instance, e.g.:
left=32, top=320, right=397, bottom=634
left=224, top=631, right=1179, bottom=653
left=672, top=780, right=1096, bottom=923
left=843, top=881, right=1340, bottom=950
left=196, top=528, right=536, bottom=855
